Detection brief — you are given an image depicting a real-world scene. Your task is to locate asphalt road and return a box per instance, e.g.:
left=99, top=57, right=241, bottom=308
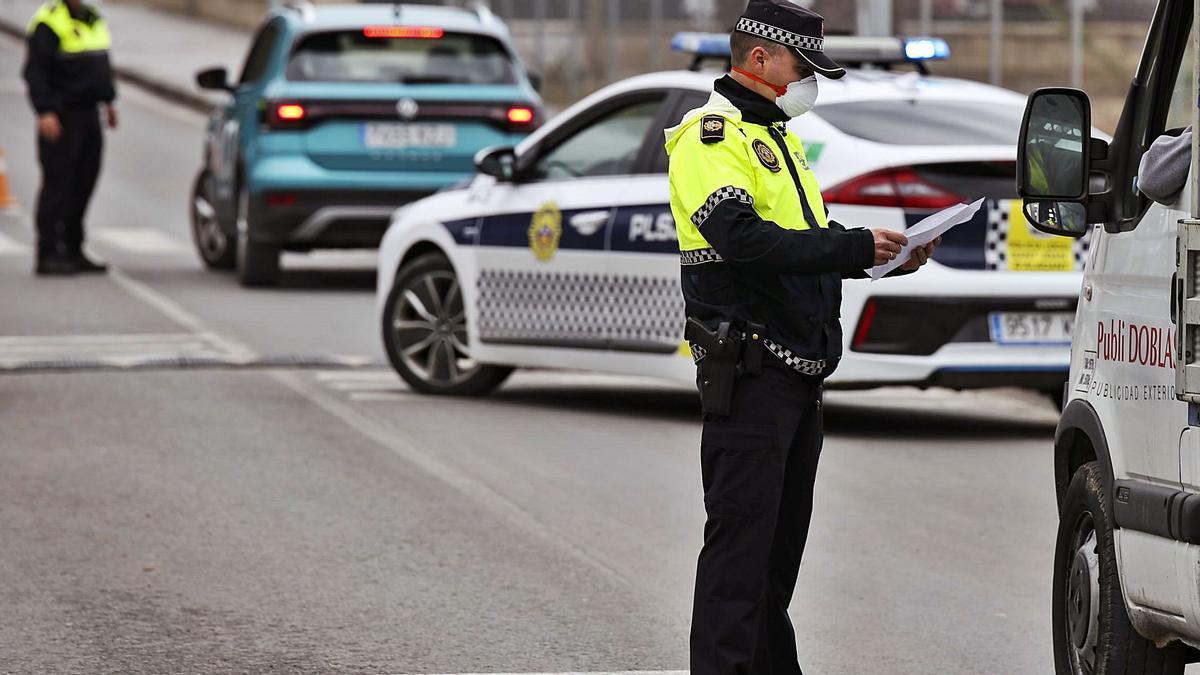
left=0, top=35, right=1073, bottom=674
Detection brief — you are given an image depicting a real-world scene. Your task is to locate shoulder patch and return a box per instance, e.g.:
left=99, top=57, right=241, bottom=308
left=700, top=115, right=725, bottom=144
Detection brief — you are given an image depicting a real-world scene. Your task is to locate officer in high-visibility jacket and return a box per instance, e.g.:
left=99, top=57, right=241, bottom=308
left=23, top=0, right=116, bottom=276
left=664, top=2, right=940, bottom=672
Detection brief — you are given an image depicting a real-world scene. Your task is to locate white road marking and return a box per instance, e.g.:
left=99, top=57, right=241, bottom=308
left=92, top=227, right=190, bottom=255
left=0, top=230, right=30, bottom=256
left=0, top=332, right=233, bottom=369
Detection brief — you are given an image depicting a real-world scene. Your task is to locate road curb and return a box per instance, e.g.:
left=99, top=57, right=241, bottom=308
left=0, top=15, right=217, bottom=115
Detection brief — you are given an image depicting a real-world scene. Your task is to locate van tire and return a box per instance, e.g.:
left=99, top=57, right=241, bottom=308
left=1053, top=462, right=1187, bottom=675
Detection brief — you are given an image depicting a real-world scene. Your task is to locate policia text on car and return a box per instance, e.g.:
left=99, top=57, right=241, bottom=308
left=22, top=0, right=117, bottom=276
left=665, top=2, right=940, bottom=673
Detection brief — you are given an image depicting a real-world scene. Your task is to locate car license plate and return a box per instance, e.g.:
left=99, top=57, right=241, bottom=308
left=988, top=312, right=1075, bottom=345
left=362, top=123, right=456, bottom=149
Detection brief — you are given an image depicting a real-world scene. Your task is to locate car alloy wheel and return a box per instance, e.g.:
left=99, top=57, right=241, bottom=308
left=389, top=269, right=478, bottom=387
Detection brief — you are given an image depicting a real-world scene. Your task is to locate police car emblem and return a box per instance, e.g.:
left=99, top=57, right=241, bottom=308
left=528, top=201, right=562, bottom=262
left=701, top=115, right=725, bottom=144
left=752, top=139, right=781, bottom=172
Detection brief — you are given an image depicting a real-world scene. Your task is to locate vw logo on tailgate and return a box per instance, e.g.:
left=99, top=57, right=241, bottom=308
left=396, top=98, right=420, bottom=120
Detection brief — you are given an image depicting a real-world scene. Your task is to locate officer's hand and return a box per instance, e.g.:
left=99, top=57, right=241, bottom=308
left=871, top=228, right=908, bottom=266
left=899, top=237, right=943, bottom=272
left=105, top=105, right=118, bottom=130
left=37, top=112, right=62, bottom=143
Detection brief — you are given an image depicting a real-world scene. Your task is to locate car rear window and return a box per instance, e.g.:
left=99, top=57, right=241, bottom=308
left=287, top=30, right=518, bottom=85
left=816, top=100, right=1025, bottom=146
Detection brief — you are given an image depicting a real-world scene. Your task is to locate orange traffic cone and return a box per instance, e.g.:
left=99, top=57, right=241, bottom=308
left=0, top=147, right=19, bottom=210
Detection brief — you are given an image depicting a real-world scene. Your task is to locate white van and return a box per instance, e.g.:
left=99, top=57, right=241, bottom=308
left=1016, top=0, right=1200, bottom=671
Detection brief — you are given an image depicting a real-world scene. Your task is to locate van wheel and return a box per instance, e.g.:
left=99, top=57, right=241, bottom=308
left=1053, top=462, right=1186, bottom=675
left=190, top=171, right=235, bottom=270
left=382, top=253, right=511, bottom=396
left=234, top=184, right=280, bottom=287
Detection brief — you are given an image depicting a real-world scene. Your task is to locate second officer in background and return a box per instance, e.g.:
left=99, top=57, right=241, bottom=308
left=23, top=0, right=117, bottom=276
left=664, top=1, right=941, bottom=673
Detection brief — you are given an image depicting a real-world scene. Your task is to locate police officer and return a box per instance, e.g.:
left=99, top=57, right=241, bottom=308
left=664, top=2, right=940, bottom=672
left=23, top=0, right=117, bottom=276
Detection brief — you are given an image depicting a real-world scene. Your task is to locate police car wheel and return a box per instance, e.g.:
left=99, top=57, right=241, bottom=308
left=190, top=172, right=235, bottom=270
left=383, top=253, right=511, bottom=396
left=234, top=183, right=280, bottom=287
left=1052, top=462, right=1186, bottom=675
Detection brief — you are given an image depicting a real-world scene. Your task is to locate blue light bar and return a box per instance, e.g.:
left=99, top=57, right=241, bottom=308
left=671, top=32, right=731, bottom=57
left=903, top=37, right=950, bottom=61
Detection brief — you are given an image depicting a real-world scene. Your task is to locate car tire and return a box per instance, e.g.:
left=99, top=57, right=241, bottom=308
left=1053, top=461, right=1187, bottom=675
left=190, top=171, right=236, bottom=270
left=382, top=252, right=511, bottom=396
left=234, top=183, right=280, bottom=287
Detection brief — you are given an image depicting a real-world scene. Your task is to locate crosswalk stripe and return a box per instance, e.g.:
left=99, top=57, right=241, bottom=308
left=91, top=227, right=190, bottom=255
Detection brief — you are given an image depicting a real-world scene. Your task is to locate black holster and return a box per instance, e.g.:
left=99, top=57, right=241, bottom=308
left=686, top=319, right=766, bottom=416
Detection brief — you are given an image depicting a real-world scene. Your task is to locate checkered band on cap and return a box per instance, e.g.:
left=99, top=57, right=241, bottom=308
left=691, top=186, right=754, bottom=228
left=736, top=18, right=824, bottom=52
left=680, top=248, right=725, bottom=266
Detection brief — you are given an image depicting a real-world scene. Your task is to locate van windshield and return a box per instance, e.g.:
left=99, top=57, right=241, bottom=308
left=816, top=100, right=1026, bottom=146
left=288, top=30, right=518, bottom=85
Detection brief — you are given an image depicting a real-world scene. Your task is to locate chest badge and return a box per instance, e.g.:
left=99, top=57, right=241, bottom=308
left=528, top=201, right=562, bottom=262
left=752, top=139, right=781, bottom=173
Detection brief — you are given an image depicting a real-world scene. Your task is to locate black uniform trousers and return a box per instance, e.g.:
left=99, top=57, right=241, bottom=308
left=690, top=354, right=824, bottom=675
left=35, top=106, right=103, bottom=260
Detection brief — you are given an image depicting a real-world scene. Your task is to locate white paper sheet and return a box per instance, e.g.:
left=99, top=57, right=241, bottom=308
left=868, top=198, right=986, bottom=280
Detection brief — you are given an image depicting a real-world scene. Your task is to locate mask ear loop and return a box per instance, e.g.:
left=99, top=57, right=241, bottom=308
left=731, top=66, right=789, bottom=98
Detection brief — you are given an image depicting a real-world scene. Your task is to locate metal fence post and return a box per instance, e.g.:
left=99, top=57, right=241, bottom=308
left=990, top=0, right=1003, bottom=86
left=919, top=0, right=932, bottom=37
left=650, top=0, right=664, bottom=72
left=568, top=0, right=581, bottom=101
left=535, top=0, right=547, bottom=77
left=608, top=0, right=620, bottom=85
left=1070, top=0, right=1084, bottom=89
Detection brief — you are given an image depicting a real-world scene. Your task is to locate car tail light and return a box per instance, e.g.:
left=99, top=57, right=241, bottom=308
left=265, top=101, right=307, bottom=128
left=851, top=298, right=878, bottom=350
left=364, top=26, right=445, bottom=39
left=506, top=106, right=535, bottom=125
left=822, top=167, right=963, bottom=210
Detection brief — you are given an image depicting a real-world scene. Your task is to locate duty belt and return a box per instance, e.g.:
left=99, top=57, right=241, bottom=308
left=690, top=337, right=827, bottom=377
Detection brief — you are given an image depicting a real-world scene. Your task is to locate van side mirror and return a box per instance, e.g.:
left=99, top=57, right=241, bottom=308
left=196, top=67, right=233, bottom=92
left=1017, top=88, right=1093, bottom=237
left=475, top=145, right=517, bottom=182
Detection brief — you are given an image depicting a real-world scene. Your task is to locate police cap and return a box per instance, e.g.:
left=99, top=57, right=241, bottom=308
left=735, top=0, right=846, bottom=79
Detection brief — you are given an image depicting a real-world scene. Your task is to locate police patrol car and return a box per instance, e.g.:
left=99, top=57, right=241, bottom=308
left=376, top=33, right=1089, bottom=397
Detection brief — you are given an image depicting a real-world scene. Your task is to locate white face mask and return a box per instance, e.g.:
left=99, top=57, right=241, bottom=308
left=776, top=76, right=818, bottom=118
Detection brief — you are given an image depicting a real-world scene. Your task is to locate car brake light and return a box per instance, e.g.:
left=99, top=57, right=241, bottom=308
left=364, top=26, right=445, bottom=39
left=822, top=167, right=962, bottom=210
left=276, top=104, right=305, bottom=121
left=506, top=106, right=535, bottom=125
left=851, top=298, right=878, bottom=350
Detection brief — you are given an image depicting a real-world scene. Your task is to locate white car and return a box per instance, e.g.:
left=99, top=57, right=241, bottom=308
left=376, top=35, right=1089, bottom=398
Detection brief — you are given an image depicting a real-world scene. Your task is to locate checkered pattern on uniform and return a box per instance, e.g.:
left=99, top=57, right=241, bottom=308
left=689, top=337, right=826, bottom=376
left=680, top=248, right=725, bottom=266
left=735, top=18, right=824, bottom=52
left=984, top=200, right=1091, bottom=271
left=763, top=338, right=826, bottom=376
left=476, top=270, right=684, bottom=348
left=692, top=186, right=754, bottom=228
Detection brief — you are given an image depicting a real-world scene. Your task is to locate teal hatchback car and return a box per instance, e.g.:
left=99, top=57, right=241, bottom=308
left=190, top=2, right=543, bottom=286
